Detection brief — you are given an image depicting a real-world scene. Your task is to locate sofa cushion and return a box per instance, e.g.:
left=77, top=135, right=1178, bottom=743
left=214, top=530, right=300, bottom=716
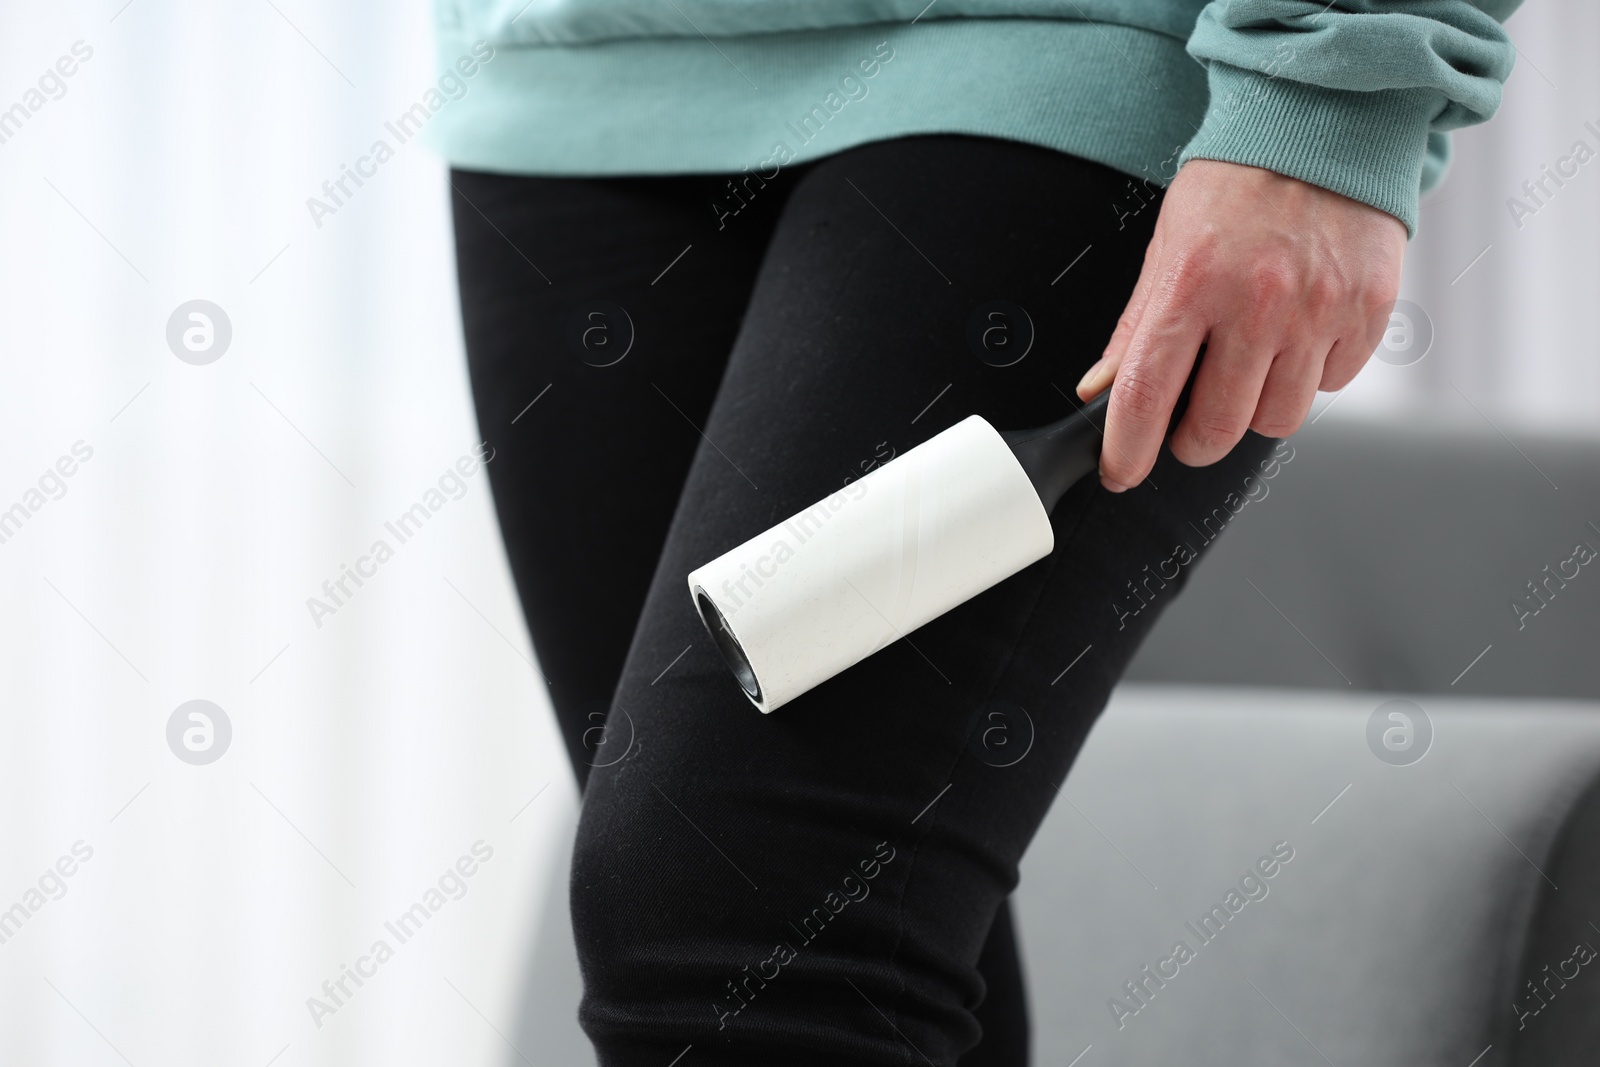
left=1017, top=684, right=1600, bottom=1067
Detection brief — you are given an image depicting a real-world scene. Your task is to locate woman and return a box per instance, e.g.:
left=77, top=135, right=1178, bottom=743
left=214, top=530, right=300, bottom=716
left=432, top=1, right=1519, bottom=1062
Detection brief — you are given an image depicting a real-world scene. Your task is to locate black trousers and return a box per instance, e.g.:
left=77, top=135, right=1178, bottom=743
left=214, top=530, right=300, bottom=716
left=451, top=135, right=1275, bottom=1066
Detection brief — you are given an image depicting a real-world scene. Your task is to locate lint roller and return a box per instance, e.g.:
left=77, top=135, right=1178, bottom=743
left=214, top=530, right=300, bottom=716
left=687, top=389, right=1115, bottom=713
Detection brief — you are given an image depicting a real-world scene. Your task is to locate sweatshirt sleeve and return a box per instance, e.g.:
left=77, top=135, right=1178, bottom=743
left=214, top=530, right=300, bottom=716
left=1176, top=0, right=1523, bottom=237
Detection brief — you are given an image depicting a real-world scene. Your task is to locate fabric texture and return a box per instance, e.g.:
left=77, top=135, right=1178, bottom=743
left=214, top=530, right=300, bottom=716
left=450, top=133, right=1279, bottom=1065
left=427, top=0, right=1521, bottom=235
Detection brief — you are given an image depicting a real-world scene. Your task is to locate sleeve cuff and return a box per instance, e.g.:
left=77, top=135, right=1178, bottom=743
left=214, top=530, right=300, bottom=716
left=1177, top=61, right=1442, bottom=238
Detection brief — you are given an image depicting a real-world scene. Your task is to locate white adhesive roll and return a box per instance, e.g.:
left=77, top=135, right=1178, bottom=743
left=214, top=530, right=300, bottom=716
left=687, top=414, right=1054, bottom=713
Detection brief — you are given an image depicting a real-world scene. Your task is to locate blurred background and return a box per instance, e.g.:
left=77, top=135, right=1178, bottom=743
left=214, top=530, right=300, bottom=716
left=0, top=1, right=1592, bottom=1065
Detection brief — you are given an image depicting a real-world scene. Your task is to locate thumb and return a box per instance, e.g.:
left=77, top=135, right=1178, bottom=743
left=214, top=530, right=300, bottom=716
left=1078, top=229, right=1163, bottom=400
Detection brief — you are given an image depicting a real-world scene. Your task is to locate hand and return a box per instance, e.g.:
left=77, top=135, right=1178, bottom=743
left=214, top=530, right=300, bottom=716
left=1075, top=159, right=1407, bottom=491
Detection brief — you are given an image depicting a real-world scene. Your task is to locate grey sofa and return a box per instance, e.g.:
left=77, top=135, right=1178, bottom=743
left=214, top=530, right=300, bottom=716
left=513, top=414, right=1600, bottom=1066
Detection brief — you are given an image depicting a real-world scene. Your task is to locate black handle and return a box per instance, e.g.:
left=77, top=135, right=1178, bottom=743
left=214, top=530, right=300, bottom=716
left=998, top=363, right=1202, bottom=513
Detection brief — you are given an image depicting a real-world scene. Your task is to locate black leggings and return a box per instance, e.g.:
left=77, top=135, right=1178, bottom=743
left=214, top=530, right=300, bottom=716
left=450, top=135, right=1275, bottom=1067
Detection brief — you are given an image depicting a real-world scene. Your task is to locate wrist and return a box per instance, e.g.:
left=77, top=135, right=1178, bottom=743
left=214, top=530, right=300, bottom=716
left=1178, top=62, right=1438, bottom=238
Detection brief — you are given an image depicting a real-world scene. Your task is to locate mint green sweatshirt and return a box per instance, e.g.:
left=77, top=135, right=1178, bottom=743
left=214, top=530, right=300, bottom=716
left=427, top=0, right=1521, bottom=235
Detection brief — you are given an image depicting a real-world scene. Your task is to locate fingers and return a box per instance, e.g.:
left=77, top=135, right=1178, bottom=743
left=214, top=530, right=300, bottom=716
left=1082, top=159, right=1408, bottom=491
left=1318, top=336, right=1367, bottom=393
left=1321, top=301, right=1391, bottom=391
left=1249, top=345, right=1326, bottom=439
left=1096, top=285, right=1208, bottom=490
left=1167, top=324, right=1276, bottom=467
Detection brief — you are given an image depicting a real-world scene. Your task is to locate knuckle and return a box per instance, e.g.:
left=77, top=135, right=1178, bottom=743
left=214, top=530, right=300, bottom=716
left=1162, top=249, right=1212, bottom=298
left=1247, top=259, right=1297, bottom=305
left=1357, top=278, right=1403, bottom=329
left=1112, top=370, right=1168, bottom=422
left=1306, top=272, right=1342, bottom=313
left=1363, top=286, right=1398, bottom=318
left=1188, top=410, right=1248, bottom=452
left=1369, top=260, right=1403, bottom=301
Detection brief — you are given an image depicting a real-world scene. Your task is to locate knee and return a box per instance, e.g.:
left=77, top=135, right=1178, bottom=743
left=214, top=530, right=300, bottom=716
left=568, top=788, right=983, bottom=1063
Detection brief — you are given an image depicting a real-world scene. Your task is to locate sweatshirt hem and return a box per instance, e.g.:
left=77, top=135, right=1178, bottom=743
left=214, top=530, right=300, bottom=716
left=425, top=19, right=1209, bottom=187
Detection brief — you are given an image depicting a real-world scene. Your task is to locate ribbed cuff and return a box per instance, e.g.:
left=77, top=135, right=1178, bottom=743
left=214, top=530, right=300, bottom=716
left=1177, top=61, right=1440, bottom=238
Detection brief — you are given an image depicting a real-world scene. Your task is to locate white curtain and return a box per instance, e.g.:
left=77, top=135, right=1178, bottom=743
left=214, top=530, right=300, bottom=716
left=1, top=2, right=568, bottom=1064
left=0, top=2, right=1591, bottom=1065
left=1336, top=2, right=1600, bottom=434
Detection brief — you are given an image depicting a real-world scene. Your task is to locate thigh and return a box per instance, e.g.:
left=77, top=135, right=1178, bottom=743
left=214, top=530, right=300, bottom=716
left=569, top=135, right=1277, bottom=1065
left=450, top=166, right=804, bottom=786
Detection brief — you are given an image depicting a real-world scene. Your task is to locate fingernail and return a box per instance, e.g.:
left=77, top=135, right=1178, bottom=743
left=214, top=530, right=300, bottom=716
left=1101, top=475, right=1130, bottom=493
